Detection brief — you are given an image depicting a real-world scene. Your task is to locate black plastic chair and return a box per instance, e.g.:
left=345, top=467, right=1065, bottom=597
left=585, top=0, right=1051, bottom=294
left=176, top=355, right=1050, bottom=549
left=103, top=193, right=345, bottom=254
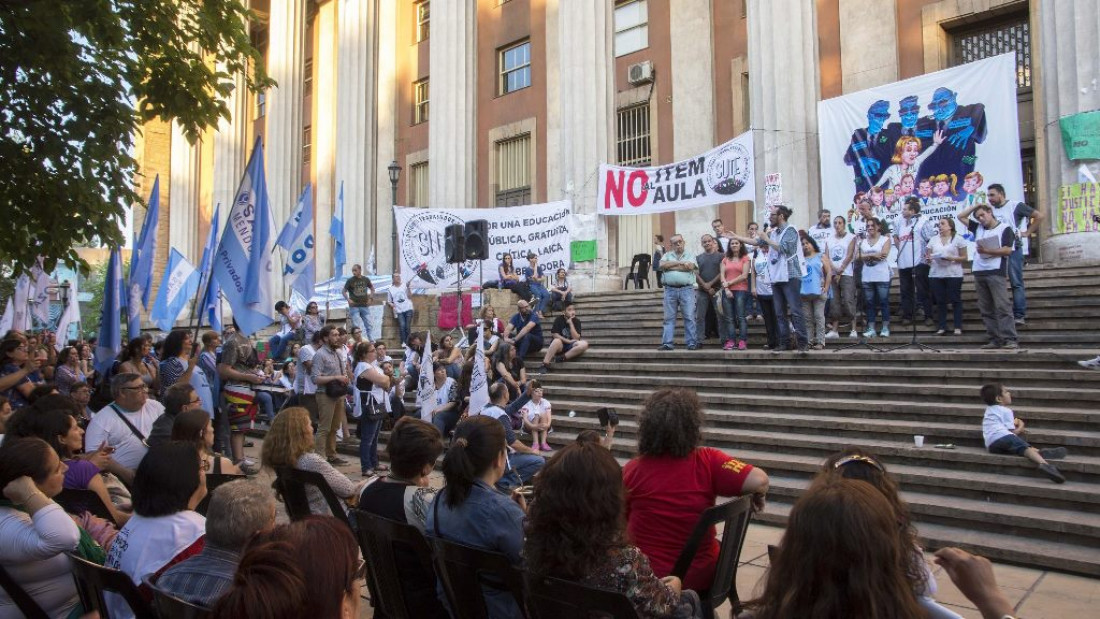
left=194, top=473, right=244, bottom=516
left=0, top=563, right=48, bottom=619
left=67, top=552, right=156, bottom=619
left=273, top=467, right=352, bottom=529
left=623, top=253, right=651, bottom=289
left=54, top=488, right=116, bottom=525
left=523, top=572, right=641, bottom=619
left=353, top=510, right=447, bottom=619
left=668, top=496, right=754, bottom=618
left=428, top=536, right=529, bottom=619
left=141, top=574, right=212, bottom=619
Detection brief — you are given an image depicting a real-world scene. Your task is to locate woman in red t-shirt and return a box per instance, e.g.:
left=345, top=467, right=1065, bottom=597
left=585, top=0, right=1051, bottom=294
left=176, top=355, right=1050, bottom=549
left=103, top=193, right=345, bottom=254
left=622, top=388, right=769, bottom=593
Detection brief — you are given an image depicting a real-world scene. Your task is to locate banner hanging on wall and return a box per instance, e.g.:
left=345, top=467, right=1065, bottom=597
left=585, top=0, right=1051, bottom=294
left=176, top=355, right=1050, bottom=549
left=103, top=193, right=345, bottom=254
left=393, top=201, right=573, bottom=290
left=818, top=53, right=1023, bottom=222
left=1057, top=183, right=1100, bottom=234
left=597, top=131, right=755, bottom=216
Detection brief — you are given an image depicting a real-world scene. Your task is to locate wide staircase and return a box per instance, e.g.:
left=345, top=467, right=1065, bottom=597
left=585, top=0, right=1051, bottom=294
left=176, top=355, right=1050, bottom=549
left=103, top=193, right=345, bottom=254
left=534, top=262, right=1100, bottom=576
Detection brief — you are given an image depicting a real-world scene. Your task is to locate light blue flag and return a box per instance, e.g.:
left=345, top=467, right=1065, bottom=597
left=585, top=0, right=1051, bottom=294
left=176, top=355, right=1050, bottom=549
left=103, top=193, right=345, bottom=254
left=275, top=188, right=309, bottom=251
left=213, top=137, right=277, bottom=336
left=330, top=181, right=346, bottom=278
left=198, top=205, right=223, bottom=332
left=128, top=176, right=160, bottom=337
left=150, top=249, right=201, bottom=332
left=283, top=185, right=316, bottom=301
left=96, top=248, right=124, bottom=374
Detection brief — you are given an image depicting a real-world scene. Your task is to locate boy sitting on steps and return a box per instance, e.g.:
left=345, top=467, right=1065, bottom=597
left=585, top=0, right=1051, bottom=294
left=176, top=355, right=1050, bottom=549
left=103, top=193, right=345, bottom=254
left=980, top=382, right=1068, bottom=483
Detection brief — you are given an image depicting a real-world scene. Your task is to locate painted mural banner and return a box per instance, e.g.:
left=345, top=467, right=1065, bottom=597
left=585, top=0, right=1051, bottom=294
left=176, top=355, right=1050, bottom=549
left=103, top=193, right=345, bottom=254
left=1057, top=183, right=1100, bottom=234
left=393, top=201, right=572, bottom=290
left=597, top=131, right=755, bottom=216
left=818, top=53, right=1023, bottom=224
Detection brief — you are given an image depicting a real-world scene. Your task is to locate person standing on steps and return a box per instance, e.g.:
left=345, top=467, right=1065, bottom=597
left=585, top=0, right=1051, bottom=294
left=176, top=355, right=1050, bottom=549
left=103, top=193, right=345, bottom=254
left=342, top=264, right=375, bottom=340
left=956, top=203, right=1018, bottom=350
left=694, top=234, right=725, bottom=346
left=984, top=183, right=1043, bottom=326
left=657, top=234, right=699, bottom=351
left=825, top=215, right=859, bottom=339
left=858, top=217, right=893, bottom=339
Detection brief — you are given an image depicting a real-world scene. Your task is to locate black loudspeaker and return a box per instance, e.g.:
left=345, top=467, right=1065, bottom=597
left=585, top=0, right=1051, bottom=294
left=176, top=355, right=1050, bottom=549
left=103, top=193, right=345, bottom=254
left=444, top=223, right=466, bottom=264
left=464, top=219, right=489, bottom=260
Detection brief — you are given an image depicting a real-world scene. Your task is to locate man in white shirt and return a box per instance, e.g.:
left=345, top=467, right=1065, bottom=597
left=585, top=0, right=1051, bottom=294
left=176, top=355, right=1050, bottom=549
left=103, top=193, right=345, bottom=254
left=296, top=331, right=321, bottom=423
left=387, top=272, right=416, bottom=348
left=893, top=197, right=934, bottom=326
left=85, top=372, right=165, bottom=476
left=807, top=209, right=834, bottom=248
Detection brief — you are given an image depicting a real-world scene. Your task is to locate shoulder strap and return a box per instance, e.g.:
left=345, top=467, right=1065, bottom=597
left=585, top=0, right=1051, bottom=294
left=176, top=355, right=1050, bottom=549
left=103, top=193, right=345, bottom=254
left=213, top=455, right=222, bottom=475
left=109, top=403, right=148, bottom=444
left=432, top=489, right=443, bottom=537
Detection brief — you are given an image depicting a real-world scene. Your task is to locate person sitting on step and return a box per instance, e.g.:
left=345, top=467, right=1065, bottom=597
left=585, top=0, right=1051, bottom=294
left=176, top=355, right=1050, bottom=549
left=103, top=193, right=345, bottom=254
left=537, top=302, right=588, bottom=375
left=520, top=380, right=553, bottom=453
left=980, top=382, right=1067, bottom=484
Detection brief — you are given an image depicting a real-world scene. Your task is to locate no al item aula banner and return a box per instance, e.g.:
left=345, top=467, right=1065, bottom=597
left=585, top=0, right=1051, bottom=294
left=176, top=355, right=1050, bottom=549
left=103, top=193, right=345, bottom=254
left=598, top=131, right=755, bottom=215
left=818, top=53, right=1023, bottom=221
left=394, top=201, right=572, bottom=289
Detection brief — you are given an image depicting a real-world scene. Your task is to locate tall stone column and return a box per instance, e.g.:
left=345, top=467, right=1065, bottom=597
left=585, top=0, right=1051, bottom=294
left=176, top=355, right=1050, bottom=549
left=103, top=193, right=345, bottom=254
left=335, top=0, right=378, bottom=272
left=747, top=0, right=821, bottom=230
left=1036, top=0, right=1100, bottom=264
left=266, top=0, right=307, bottom=228
left=313, top=1, right=338, bottom=282
left=670, top=0, right=717, bottom=245
left=212, top=69, right=250, bottom=233
left=838, top=0, right=898, bottom=92
left=169, top=122, right=201, bottom=261
left=373, top=0, right=398, bottom=272
left=428, top=1, right=477, bottom=207
left=546, top=0, right=614, bottom=270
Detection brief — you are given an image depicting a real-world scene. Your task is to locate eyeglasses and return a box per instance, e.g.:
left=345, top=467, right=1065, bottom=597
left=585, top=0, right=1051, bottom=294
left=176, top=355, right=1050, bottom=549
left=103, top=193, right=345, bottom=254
left=120, top=385, right=149, bottom=393
left=188, top=398, right=202, bottom=406
left=352, top=558, right=367, bottom=582
left=832, top=454, right=884, bottom=473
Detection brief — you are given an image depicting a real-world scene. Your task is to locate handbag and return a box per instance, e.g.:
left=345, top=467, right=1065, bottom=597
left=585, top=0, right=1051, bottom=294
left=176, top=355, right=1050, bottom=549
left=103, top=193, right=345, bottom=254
left=324, top=380, right=347, bottom=398
left=359, top=391, right=386, bottom=421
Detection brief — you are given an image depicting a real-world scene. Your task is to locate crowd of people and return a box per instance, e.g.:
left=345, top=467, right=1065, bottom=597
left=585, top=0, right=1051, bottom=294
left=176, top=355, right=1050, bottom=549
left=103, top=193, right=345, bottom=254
left=656, top=181, right=1042, bottom=352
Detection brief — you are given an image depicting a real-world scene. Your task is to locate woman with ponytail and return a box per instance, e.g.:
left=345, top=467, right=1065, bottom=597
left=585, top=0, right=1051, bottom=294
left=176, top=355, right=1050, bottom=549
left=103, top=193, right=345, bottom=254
left=425, top=415, right=526, bottom=618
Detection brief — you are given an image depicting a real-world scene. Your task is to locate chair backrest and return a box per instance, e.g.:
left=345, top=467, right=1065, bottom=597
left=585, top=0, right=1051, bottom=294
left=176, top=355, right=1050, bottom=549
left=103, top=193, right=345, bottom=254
left=0, top=563, right=49, bottom=619
left=194, top=473, right=244, bottom=516
left=633, top=253, right=651, bottom=279
left=428, top=536, right=528, bottom=619
left=523, top=572, right=641, bottom=619
left=141, top=574, right=212, bottom=619
left=353, top=510, right=442, bottom=619
left=54, top=488, right=116, bottom=525
left=67, top=552, right=156, bottom=619
left=668, top=496, right=754, bottom=614
left=274, top=467, right=352, bottom=529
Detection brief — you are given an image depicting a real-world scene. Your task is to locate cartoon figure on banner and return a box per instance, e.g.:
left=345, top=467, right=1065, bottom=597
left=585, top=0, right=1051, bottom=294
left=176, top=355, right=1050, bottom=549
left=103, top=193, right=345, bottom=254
left=956, top=171, right=985, bottom=209
left=400, top=211, right=476, bottom=287
left=883, top=188, right=898, bottom=217
left=868, top=186, right=887, bottom=217
left=895, top=173, right=916, bottom=199
left=917, top=87, right=988, bottom=182
left=844, top=100, right=895, bottom=192
left=917, top=177, right=934, bottom=207
left=926, top=173, right=959, bottom=217
left=873, top=131, right=945, bottom=191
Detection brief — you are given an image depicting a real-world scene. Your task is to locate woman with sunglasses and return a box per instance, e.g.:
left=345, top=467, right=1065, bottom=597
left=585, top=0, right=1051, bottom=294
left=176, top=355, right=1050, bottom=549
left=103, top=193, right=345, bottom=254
left=302, top=302, right=326, bottom=344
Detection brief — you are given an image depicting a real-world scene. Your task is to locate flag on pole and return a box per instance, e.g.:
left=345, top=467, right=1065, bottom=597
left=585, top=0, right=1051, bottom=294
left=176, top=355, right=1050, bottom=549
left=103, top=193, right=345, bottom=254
left=128, top=176, right=161, bottom=336
left=0, top=298, right=12, bottom=335
left=54, top=277, right=81, bottom=349
left=330, top=181, right=346, bottom=278
left=96, top=248, right=124, bottom=373
left=29, top=258, right=54, bottom=326
left=283, top=185, right=316, bottom=301
left=275, top=189, right=308, bottom=251
left=197, top=204, right=223, bottom=332
left=213, top=137, right=276, bottom=336
left=12, top=274, right=31, bottom=332
left=415, top=331, right=435, bottom=421
left=150, top=249, right=201, bottom=332
left=468, top=322, right=489, bottom=415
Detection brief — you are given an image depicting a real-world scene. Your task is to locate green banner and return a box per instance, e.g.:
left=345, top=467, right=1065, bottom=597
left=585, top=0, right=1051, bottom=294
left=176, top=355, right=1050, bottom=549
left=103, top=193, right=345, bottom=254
left=570, top=240, right=597, bottom=263
left=1059, top=111, right=1100, bottom=161
left=1056, top=183, right=1100, bottom=234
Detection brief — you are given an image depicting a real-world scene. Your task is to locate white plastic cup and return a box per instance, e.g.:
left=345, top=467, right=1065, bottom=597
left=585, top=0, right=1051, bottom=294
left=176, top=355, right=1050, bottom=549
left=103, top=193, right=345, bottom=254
left=913, top=435, right=925, bottom=448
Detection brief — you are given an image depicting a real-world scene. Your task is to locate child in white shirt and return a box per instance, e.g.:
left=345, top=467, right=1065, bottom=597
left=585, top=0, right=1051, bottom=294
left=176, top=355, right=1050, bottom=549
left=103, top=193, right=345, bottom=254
left=981, top=383, right=1067, bottom=483
left=520, top=380, right=553, bottom=452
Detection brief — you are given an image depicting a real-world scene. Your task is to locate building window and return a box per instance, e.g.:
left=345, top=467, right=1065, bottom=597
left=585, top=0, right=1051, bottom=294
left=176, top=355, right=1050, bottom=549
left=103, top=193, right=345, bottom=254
left=495, top=134, right=531, bottom=206
left=413, top=79, right=429, bottom=124
left=409, top=162, right=429, bottom=207
left=415, top=1, right=430, bottom=42
left=498, top=40, right=531, bottom=95
left=302, top=125, right=311, bottom=166
left=950, top=14, right=1031, bottom=89
left=614, top=0, right=648, bottom=57
left=304, top=58, right=313, bottom=92
left=616, top=103, right=651, bottom=167
left=255, top=91, right=266, bottom=120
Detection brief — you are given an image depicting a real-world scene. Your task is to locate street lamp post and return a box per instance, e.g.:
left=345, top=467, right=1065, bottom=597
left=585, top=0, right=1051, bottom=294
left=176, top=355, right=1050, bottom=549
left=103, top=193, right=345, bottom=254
left=388, top=160, right=402, bottom=274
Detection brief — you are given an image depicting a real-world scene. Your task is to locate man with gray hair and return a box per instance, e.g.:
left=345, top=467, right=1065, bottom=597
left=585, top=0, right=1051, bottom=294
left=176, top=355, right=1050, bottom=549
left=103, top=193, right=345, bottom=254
left=156, top=480, right=276, bottom=606
left=84, top=372, right=166, bottom=476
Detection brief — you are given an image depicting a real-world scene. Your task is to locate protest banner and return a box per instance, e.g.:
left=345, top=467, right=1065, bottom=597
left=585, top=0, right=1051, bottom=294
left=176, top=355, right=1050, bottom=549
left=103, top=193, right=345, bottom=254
left=1060, top=110, right=1100, bottom=161
left=1057, top=183, right=1100, bottom=234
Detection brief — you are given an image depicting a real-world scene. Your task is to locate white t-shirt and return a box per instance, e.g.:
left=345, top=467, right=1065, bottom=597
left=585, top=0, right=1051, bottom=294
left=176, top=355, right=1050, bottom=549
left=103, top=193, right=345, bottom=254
left=807, top=224, right=834, bottom=249
left=859, top=236, right=891, bottom=283
left=297, top=345, right=317, bottom=395
left=927, top=234, right=968, bottom=279
left=86, top=400, right=166, bottom=471
left=825, top=233, right=855, bottom=277
left=521, top=398, right=552, bottom=423
left=982, top=405, right=1016, bottom=448
left=388, top=285, right=414, bottom=314
left=751, top=249, right=772, bottom=296
left=894, top=215, right=933, bottom=270
left=354, top=361, right=386, bottom=419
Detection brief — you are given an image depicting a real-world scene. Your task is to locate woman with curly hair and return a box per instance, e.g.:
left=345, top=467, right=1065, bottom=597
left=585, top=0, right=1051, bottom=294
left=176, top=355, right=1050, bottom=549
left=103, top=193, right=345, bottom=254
left=117, top=337, right=159, bottom=393
left=623, top=388, right=769, bottom=593
left=526, top=442, right=703, bottom=618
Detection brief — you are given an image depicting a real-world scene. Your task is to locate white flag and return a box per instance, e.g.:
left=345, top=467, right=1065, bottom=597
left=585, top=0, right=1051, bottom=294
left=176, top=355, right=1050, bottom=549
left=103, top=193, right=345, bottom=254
left=468, top=322, right=489, bottom=415
left=415, top=331, right=435, bottom=421
left=0, top=298, right=12, bottom=335
left=54, top=278, right=81, bottom=349
left=29, top=259, right=53, bottom=326
left=12, top=274, right=31, bottom=332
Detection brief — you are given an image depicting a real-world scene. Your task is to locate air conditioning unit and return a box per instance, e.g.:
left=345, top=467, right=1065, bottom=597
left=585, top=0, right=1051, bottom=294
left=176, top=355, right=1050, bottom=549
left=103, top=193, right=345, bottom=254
left=627, top=61, right=653, bottom=86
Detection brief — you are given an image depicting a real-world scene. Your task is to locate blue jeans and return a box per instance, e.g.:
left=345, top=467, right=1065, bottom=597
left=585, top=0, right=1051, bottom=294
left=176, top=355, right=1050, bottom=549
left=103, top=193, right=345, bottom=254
left=529, top=283, right=551, bottom=313
left=357, top=414, right=382, bottom=472
left=348, top=306, right=372, bottom=340
left=549, top=290, right=573, bottom=310
left=395, top=310, right=414, bottom=347
left=863, top=281, right=891, bottom=327
left=267, top=333, right=295, bottom=359
left=255, top=390, right=275, bottom=423
left=514, top=333, right=544, bottom=359
left=495, top=453, right=546, bottom=492
left=661, top=286, right=697, bottom=348
left=722, top=290, right=749, bottom=342
left=1008, top=248, right=1026, bottom=319
left=771, top=281, right=808, bottom=349
left=432, top=408, right=461, bottom=439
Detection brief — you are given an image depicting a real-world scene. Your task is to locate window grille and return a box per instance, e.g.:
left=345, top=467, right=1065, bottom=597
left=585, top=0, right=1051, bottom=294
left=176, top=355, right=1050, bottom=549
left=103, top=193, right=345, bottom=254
left=495, top=134, right=531, bottom=206
left=950, top=15, right=1031, bottom=89
left=616, top=103, right=651, bottom=167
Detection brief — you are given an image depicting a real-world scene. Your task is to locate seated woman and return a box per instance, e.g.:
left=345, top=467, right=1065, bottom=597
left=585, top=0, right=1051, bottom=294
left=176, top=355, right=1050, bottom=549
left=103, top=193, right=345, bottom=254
left=213, top=516, right=364, bottom=619
left=497, top=254, right=531, bottom=302
left=623, top=388, right=769, bottom=593
left=171, top=409, right=244, bottom=476
left=526, top=442, right=702, bottom=618
left=424, top=362, right=461, bottom=438
left=356, top=417, right=448, bottom=618
left=425, top=416, right=526, bottom=618
left=261, top=407, right=370, bottom=515
left=105, top=441, right=208, bottom=618
left=0, top=437, right=83, bottom=618
left=433, top=333, right=464, bottom=381
left=492, top=341, right=527, bottom=403
left=548, top=267, right=573, bottom=313
left=0, top=338, right=40, bottom=410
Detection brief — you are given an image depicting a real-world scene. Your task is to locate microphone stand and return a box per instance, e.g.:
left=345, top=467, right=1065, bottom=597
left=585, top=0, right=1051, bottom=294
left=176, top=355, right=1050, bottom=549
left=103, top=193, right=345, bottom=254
left=887, top=216, right=938, bottom=353
left=834, top=227, right=884, bottom=353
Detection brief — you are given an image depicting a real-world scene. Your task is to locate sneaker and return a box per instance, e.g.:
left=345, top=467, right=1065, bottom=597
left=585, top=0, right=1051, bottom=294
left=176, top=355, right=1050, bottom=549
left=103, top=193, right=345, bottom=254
left=375, top=463, right=391, bottom=472
left=361, top=469, right=375, bottom=477
left=1077, top=356, right=1100, bottom=370
left=879, top=327, right=891, bottom=338
left=862, top=328, right=876, bottom=338
left=657, top=344, right=674, bottom=351
left=327, top=456, right=350, bottom=466
left=1015, top=317, right=1027, bottom=325
left=540, top=442, right=552, bottom=452
left=953, top=329, right=963, bottom=336
left=1002, top=341, right=1019, bottom=350
left=1038, top=462, right=1066, bottom=484
left=849, top=330, right=858, bottom=339
left=1039, top=447, right=1068, bottom=460
left=924, top=318, right=934, bottom=327
left=723, top=340, right=735, bottom=351
left=935, top=329, right=946, bottom=336
left=536, top=364, right=550, bottom=375
left=531, top=442, right=541, bottom=452
left=981, top=341, right=1001, bottom=350
left=812, top=343, right=825, bottom=350
left=687, top=344, right=701, bottom=351
left=825, top=330, right=839, bottom=339
left=237, top=458, right=261, bottom=475
left=738, top=340, right=747, bottom=350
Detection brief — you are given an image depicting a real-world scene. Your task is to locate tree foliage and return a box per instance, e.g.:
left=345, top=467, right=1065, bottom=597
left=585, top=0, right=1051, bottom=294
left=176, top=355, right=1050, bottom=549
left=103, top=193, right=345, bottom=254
left=0, top=0, right=272, bottom=274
